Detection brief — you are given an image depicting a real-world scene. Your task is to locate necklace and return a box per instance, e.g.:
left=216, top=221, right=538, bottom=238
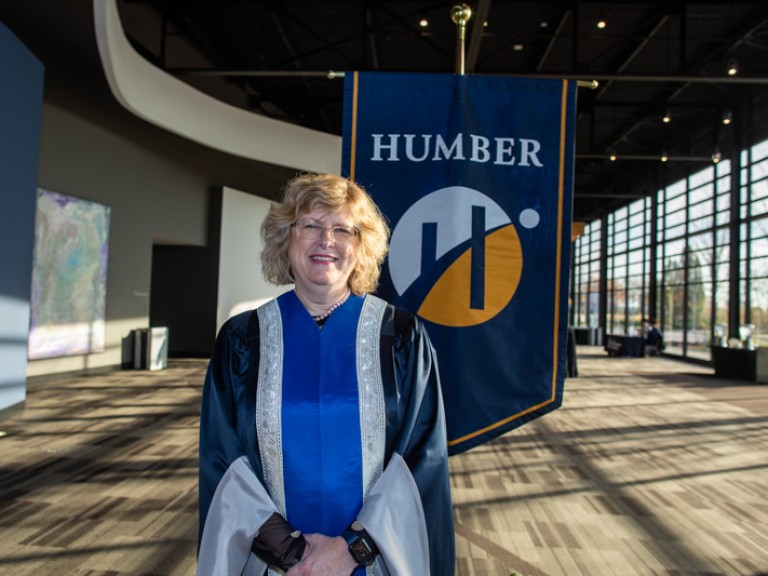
left=311, top=290, right=351, bottom=322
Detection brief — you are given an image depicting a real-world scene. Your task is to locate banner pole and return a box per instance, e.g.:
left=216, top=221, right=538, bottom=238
left=451, top=4, right=472, bottom=75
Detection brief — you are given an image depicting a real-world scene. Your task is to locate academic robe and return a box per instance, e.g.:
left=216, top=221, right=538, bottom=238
left=197, top=291, right=455, bottom=575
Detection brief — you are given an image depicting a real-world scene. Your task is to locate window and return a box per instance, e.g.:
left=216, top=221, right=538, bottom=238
left=572, top=220, right=602, bottom=328
left=573, top=133, right=768, bottom=358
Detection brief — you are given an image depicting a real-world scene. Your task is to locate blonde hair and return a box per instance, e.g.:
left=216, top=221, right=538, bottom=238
left=261, top=173, right=390, bottom=295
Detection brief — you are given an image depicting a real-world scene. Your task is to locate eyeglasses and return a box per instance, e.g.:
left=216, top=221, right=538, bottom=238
left=292, top=221, right=359, bottom=243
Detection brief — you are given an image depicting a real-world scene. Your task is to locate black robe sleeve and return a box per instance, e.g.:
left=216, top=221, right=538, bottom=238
left=386, top=306, right=456, bottom=575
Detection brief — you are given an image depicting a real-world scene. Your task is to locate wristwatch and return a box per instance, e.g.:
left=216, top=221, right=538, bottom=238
left=341, top=520, right=379, bottom=567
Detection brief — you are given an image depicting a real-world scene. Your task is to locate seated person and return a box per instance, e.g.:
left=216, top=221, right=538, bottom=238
left=645, top=319, right=663, bottom=354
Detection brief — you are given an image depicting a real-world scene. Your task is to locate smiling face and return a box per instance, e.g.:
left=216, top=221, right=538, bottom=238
left=288, top=206, right=359, bottom=301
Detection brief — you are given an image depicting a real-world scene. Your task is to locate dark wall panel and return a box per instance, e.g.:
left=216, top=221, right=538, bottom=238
left=149, top=188, right=223, bottom=357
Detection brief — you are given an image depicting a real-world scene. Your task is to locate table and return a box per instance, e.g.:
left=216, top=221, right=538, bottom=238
left=711, top=347, right=768, bottom=383
left=572, top=326, right=602, bottom=346
left=605, top=334, right=645, bottom=357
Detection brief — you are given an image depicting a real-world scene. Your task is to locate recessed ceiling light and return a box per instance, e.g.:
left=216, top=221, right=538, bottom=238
left=597, top=19, right=607, bottom=29
left=540, top=21, right=549, bottom=28
left=513, top=43, right=524, bottom=51
left=419, top=18, right=429, bottom=28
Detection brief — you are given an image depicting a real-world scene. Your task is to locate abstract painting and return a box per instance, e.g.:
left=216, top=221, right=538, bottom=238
left=28, top=189, right=111, bottom=359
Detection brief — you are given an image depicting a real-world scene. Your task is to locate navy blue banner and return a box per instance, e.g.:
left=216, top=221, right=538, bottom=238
left=342, top=72, right=576, bottom=455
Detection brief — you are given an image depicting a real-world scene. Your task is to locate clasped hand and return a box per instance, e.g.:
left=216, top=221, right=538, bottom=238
left=286, top=533, right=358, bottom=576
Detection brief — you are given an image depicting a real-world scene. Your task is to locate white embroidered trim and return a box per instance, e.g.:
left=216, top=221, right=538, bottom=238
left=256, top=300, right=286, bottom=518
left=358, top=295, right=387, bottom=499
left=256, top=295, right=387, bottom=576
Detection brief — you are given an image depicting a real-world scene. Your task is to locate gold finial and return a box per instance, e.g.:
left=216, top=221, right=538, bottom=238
left=451, top=4, right=473, bottom=74
left=576, top=80, right=600, bottom=90
left=451, top=4, right=473, bottom=29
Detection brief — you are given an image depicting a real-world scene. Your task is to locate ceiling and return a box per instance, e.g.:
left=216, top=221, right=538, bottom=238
left=8, top=1, right=768, bottom=221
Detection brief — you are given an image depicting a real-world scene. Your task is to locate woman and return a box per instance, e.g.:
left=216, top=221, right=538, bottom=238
left=197, top=173, right=455, bottom=575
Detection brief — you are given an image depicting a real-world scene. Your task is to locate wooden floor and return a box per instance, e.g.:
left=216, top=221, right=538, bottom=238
left=1, top=348, right=767, bottom=575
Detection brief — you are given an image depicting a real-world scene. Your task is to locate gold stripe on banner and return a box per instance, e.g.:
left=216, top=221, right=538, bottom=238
left=350, top=71, right=359, bottom=181
left=448, top=79, right=571, bottom=449
left=551, top=79, right=568, bottom=403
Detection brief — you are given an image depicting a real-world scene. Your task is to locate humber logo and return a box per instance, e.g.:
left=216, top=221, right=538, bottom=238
left=389, top=186, right=540, bottom=328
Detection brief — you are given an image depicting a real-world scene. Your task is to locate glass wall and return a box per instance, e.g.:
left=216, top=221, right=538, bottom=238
left=572, top=135, right=768, bottom=360
left=659, top=176, right=689, bottom=356
left=743, top=141, right=768, bottom=347
left=651, top=160, right=728, bottom=359
left=604, top=199, right=651, bottom=335
left=572, top=220, right=601, bottom=328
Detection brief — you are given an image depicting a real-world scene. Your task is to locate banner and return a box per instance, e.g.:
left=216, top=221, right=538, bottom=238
left=342, top=72, right=576, bottom=455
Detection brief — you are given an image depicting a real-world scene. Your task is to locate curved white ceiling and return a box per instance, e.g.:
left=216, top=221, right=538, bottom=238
left=92, top=0, right=341, bottom=174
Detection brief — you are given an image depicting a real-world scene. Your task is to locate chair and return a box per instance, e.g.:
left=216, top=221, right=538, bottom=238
left=605, top=337, right=622, bottom=356
left=645, top=338, right=663, bottom=357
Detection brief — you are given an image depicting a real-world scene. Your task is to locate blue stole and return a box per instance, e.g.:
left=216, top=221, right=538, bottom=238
left=278, top=291, right=365, bottom=538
